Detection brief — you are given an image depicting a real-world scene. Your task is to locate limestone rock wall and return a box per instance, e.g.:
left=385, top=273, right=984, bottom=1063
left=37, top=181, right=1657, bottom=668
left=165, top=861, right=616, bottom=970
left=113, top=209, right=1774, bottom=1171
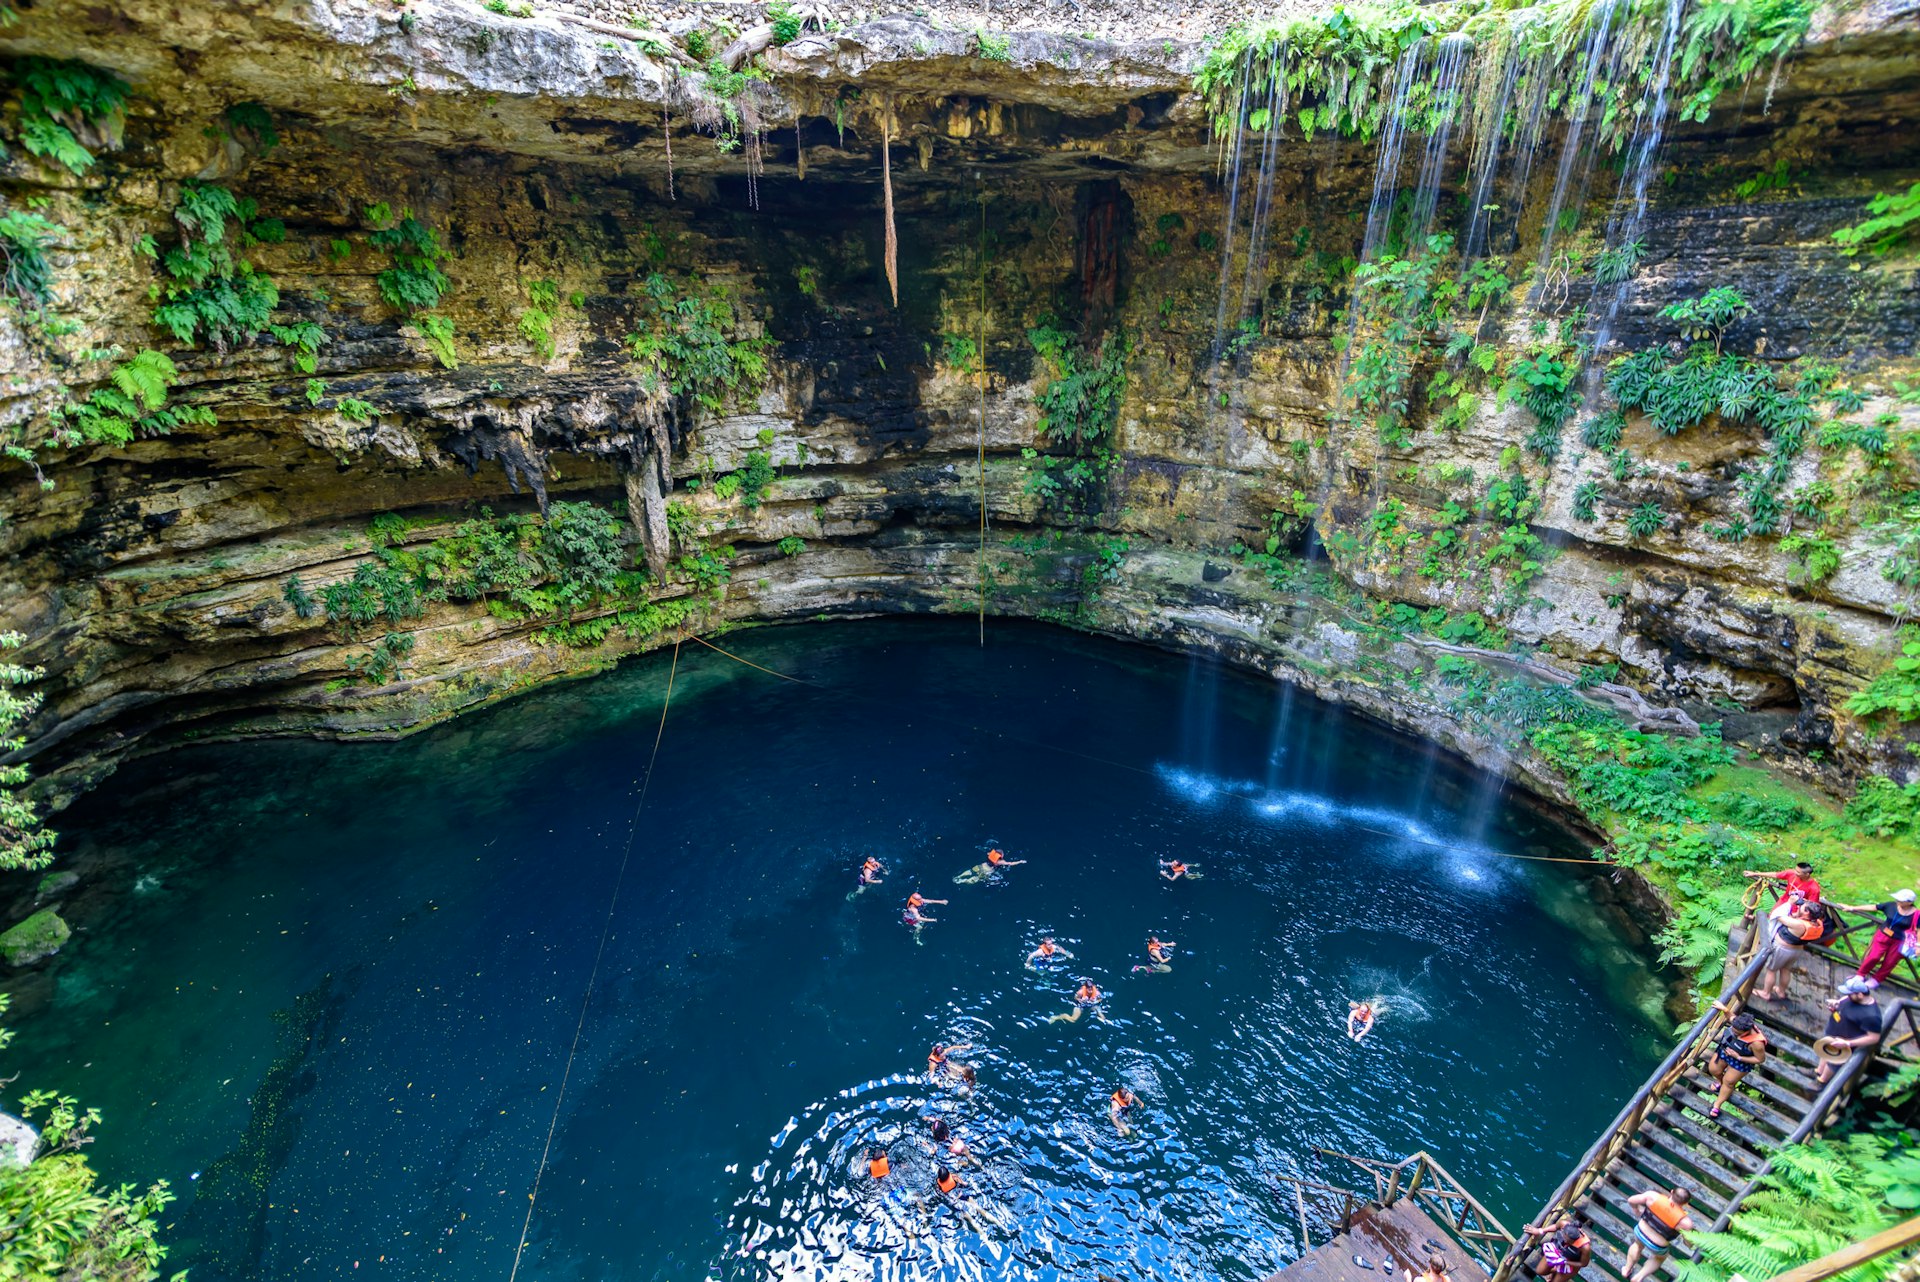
left=2, top=0, right=1919, bottom=813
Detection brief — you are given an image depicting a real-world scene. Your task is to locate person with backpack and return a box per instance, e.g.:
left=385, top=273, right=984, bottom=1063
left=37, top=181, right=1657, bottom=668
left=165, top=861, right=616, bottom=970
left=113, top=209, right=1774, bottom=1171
left=1829, top=888, right=1917, bottom=984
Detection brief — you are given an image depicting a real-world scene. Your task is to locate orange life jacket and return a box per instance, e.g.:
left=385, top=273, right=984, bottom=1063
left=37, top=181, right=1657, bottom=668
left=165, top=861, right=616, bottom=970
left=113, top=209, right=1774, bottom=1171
left=1112, top=1090, right=1132, bottom=1108
left=1039, top=941, right=1055, bottom=956
left=1355, top=1005, right=1372, bottom=1021
left=938, top=1171, right=958, bottom=1193
left=1149, top=940, right=1169, bottom=959
left=1078, top=985, right=1100, bottom=1002
left=988, top=850, right=1005, bottom=865
left=1642, top=1194, right=1686, bottom=1231
left=1170, top=862, right=1187, bottom=874
left=928, top=1047, right=946, bottom=1068
left=908, top=893, right=925, bottom=907
left=869, top=1155, right=890, bottom=1179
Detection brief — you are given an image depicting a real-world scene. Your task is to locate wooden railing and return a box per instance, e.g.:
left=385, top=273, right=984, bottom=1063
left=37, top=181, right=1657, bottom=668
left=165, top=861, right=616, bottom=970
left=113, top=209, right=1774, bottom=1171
left=1314, top=1149, right=1517, bottom=1274
left=1736, top=881, right=1920, bottom=996
left=1270, top=1172, right=1367, bottom=1255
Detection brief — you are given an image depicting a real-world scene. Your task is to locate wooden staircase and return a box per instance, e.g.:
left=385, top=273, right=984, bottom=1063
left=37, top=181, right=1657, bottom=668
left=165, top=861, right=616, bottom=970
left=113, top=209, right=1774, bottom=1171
left=1546, top=996, right=1832, bottom=1282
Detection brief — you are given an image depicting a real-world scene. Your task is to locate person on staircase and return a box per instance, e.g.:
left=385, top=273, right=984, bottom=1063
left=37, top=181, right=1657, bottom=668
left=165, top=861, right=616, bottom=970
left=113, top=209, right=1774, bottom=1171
left=1520, top=1213, right=1592, bottom=1281
left=1621, top=1186, right=1694, bottom=1282
left=1827, top=888, right=1917, bottom=985
left=1815, top=977, right=1884, bottom=1085
left=1752, top=895, right=1823, bottom=1002
left=1704, top=1011, right=1768, bottom=1119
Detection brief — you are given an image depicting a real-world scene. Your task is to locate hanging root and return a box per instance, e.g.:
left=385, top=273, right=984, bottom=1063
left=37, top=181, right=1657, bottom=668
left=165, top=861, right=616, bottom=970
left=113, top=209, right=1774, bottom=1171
left=882, top=111, right=898, bottom=307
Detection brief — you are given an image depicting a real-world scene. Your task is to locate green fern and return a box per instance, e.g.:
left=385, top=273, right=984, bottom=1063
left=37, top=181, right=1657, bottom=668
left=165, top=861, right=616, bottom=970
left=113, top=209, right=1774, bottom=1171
left=269, top=321, right=328, bottom=374
left=409, top=314, right=458, bottom=369
left=108, top=350, right=178, bottom=411
left=13, top=57, right=129, bottom=176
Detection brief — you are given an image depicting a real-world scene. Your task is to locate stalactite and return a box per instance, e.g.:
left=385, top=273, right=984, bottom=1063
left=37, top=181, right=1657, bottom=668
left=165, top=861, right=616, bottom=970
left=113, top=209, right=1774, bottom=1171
left=881, top=107, right=898, bottom=308
left=795, top=120, right=806, bottom=179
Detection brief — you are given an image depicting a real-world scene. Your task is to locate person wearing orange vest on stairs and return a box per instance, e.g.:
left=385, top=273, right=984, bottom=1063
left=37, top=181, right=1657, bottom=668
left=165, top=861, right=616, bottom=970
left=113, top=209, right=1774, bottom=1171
left=1703, top=1010, right=1767, bottom=1120
left=1622, top=1186, right=1694, bottom=1282
left=1753, top=895, right=1823, bottom=1001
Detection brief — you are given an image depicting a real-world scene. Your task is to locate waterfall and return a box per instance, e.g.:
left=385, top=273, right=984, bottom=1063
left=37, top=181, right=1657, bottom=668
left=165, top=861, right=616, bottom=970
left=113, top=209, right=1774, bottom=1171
left=1588, top=0, right=1687, bottom=360
left=1405, top=33, right=1475, bottom=249
left=1360, top=40, right=1426, bottom=262
left=1533, top=0, right=1629, bottom=283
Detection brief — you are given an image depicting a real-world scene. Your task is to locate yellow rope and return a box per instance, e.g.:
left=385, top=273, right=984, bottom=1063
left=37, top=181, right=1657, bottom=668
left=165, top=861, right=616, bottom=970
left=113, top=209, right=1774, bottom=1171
left=507, top=639, right=681, bottom=1282
left=681, top=634, right=1612, bottom=867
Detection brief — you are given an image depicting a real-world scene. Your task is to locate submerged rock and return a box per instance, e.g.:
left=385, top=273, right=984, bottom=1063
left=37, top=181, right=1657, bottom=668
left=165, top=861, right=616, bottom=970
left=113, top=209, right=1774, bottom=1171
left=0, top=910, right=72, bottom=968
left=34, top=871, right=79, bottom=904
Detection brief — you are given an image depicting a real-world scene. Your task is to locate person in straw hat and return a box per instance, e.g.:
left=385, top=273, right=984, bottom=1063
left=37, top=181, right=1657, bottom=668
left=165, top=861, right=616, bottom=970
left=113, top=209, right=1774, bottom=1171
left=1814, top=977, right=1883, bottom=1085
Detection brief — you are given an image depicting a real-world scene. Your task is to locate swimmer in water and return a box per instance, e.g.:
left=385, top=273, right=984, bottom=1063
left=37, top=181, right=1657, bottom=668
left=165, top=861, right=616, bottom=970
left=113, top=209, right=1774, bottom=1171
left=1131, top=936, right=1176, bottom=973
left=1159, top=858, right=1196, bottom=881
left=956, top=847, right=1027, bottom=884
left=1048, top=980, right=1108, bottom=1024
left=866, top=1145, right=891, bottom=1181
left=928, top=1117, right=972, bottom=1165
left=927, top=1041, right=974, bottom=1081
left=1026, top=937, right=1074, bottom=968
left=1348, top=1000, right=1376, bottom=1041
left=859, top=857, right=886, bottom=887
left=902, top=891, right=947, bottom=943
left=1109, top=1085, right=1140, bottom=1136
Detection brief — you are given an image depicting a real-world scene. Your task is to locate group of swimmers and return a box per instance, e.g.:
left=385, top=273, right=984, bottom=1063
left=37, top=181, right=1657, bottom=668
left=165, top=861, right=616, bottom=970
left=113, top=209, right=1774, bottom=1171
left=849, top=844, right=1392, bottom=1219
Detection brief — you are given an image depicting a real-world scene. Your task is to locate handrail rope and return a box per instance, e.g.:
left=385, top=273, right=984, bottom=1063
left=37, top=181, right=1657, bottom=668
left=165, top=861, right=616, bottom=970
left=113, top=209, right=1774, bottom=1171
left=505, top=639, right=681, bottom=1282
left=977, top=187, right=989, bottom=648
left=680, top=633, right=1611, bottom=866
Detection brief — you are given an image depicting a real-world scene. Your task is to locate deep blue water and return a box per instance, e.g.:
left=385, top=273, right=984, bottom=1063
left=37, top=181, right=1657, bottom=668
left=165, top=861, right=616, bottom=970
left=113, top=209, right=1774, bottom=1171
left=7, top=619, right=1668, bottom=1282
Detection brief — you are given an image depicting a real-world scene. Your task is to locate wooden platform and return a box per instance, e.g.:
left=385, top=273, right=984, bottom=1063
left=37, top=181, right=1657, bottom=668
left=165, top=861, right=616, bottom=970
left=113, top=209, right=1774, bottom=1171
left=1261, top=1200, right=1457, bottom=1282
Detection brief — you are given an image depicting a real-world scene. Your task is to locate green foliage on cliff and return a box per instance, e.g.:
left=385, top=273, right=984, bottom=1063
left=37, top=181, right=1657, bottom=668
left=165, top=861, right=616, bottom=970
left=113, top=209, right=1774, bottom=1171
left=1847, top=630, right=1920, bottom=724
left=6, top=57, right=128, bottom=175
left=0, top=996, right=178, bottom=1280
left=151, top=183, right=282, bottom=353
left=1195, top=0, right=1811, bottom=148
left=623, top=272, right=770, bottom=415
left=518, top=279, right=559, bottom=359
left=367, top=208, right=451, bottom=314
left=297, top=502, right=701, bottom=656
left=50, top=350, right=215, bottom=448
left=1024, top=322, right=1129, bottom=507
left=0, top=210, right=62, bottom=304
left=0, top=632, right=55, bottom=872
left=1832, top=182, right=1920, bottom=257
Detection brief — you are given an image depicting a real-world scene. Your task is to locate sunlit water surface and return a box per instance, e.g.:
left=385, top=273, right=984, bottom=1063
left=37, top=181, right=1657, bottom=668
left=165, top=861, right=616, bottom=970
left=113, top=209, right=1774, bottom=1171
left=9, top=620, right=1668, bottom=1282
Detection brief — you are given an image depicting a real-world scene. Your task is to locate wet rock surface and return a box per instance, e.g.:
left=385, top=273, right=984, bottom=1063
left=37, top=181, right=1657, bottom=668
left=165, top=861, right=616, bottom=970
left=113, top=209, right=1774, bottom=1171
left=0, top=0, right=1917, bottom=826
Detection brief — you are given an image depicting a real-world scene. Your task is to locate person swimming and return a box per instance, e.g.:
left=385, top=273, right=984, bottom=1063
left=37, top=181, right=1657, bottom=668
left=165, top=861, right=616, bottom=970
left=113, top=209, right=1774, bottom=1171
left=956, top=847, right=1027, bottom=884
left=902, top=892, right=947, bottom=943
left=866, top=1145, right=891, bottom=1181
left=859, top=857, right=886, bottom=886
left=1348, top=1000, right=1376, bottom=1041
left=1109, top=1085, right=1140, bottom=1136
left=929, top=1117, right=972, bottom=1164
left=1048, top=980, right=1107, bottom=1024
left=927, top=1041, right=974, bottom=1081
left=1159, top=858, right=1196, bottom=881
left=1026, top=937, right=1074, bottom=968
left=1131, top=936, right=1176, bottom=974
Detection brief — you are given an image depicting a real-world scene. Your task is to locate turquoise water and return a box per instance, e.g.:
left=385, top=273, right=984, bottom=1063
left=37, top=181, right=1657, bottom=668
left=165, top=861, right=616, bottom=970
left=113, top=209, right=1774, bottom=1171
left=8, top=620, right=1667, bottom=1282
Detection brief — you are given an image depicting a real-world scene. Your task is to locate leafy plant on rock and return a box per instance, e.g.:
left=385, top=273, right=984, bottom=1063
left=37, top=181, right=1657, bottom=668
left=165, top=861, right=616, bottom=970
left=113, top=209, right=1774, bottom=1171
left=11, top=57, right=129, bottom=175
left=623, top=271, right=770, bottom=416
left=367, top=207, right=451, bottom=313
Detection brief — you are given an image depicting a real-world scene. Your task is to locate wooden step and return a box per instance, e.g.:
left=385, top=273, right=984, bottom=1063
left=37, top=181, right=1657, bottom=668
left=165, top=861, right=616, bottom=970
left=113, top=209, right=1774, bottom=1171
left=1646, top=1105, right=1767, bottom=1177
left=1613, top=1148, right=1732, bottom=1220
left=1675, top=1073, right=1800, bottom=1137
left=1659, top=1088, right=1778, bottom=1153
left=1629, top=1126, right=1746, bottom=1197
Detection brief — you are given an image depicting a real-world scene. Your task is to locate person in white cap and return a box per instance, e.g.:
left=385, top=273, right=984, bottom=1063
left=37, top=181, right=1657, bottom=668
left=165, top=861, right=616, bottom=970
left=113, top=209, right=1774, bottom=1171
left=1815, top=977, right=1882, bottom=1084
left=1828, top=887, right=1917, bottom=985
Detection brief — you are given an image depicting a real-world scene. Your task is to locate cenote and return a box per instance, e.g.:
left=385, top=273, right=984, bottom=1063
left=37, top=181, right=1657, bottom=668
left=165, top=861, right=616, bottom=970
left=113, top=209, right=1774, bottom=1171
left=10, top=621, right=1669, bottom=1281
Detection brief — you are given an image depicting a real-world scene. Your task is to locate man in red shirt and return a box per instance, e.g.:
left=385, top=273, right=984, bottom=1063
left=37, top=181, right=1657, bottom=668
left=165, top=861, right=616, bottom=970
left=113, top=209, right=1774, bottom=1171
left=1745, top=860, right=1820, bottom=906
